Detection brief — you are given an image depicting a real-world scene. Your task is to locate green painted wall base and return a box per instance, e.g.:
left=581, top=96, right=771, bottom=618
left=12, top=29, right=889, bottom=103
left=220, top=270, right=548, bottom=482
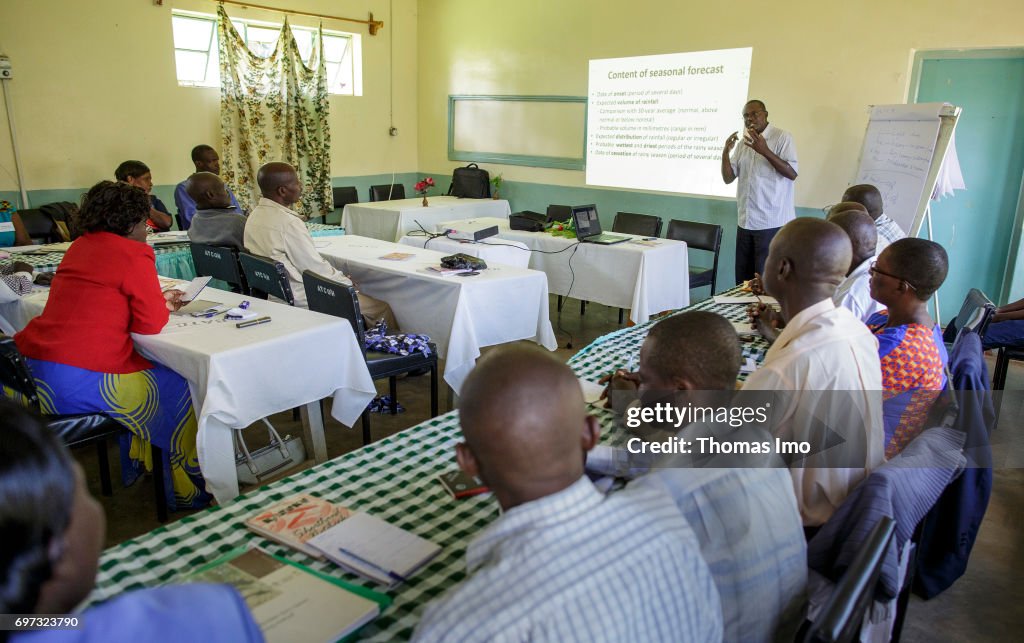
left=4, top=172, right=826, bottom=295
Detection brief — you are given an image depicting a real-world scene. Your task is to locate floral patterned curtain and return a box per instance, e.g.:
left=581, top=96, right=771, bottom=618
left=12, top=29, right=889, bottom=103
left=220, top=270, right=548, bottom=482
left=217, top=5, right=332, bottom=219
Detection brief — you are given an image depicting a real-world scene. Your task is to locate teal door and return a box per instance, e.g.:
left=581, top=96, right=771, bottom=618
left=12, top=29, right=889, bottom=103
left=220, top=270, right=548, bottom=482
left=916, top=55, right=1024, bottom=318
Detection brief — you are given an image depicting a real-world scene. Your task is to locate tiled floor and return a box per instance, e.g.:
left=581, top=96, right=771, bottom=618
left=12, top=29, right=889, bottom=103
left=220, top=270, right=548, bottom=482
left=78, top=293, right=1024, bottom=639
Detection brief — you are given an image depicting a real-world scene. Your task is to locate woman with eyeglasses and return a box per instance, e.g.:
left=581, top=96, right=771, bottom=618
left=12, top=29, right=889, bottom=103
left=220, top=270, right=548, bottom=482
left=866, top=238, right=949, bottom=458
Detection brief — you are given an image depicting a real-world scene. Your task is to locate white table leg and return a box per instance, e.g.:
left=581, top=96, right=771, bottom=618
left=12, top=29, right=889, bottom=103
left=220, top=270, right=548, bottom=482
left=300, top=401, right=329, bottom=463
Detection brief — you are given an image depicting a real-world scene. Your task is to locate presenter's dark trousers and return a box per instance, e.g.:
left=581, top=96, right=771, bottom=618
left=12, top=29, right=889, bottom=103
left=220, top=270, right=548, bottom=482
left=735, top=226, right=780, bottom=284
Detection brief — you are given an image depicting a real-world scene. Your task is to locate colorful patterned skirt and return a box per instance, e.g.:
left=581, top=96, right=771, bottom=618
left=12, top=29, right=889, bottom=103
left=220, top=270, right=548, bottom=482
left=24, top=357, right=211, bottom=510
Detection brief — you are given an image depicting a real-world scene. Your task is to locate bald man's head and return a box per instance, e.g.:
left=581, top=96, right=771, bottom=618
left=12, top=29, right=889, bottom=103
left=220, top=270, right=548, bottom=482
left=457, top=344, right=597, bottom=509
left=257, top=162, right=302, bottom=206
left=762, top=218, right=852, bottom=314
left=185, top=172, right=231, bottom=210
left=826, top=201, right=868, bottom=219
left=841, top=184, right=884, bottom=219
left=829, top=210, right=877, bottom=271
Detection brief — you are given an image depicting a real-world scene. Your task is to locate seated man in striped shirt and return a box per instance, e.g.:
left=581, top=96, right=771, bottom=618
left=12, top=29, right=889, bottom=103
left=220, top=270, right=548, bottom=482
left=414, top=344, right=722, bottom=643
left=591, top=312, right=807, bottom=642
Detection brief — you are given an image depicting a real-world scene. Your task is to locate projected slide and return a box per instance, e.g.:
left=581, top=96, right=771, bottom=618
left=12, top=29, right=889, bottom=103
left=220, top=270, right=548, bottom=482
left=586, top=47, right=752, bottom=197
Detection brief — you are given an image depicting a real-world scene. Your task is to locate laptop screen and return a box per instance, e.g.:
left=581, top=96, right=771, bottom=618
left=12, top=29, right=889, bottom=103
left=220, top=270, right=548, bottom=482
left=572, top=205, right=601, bottom=238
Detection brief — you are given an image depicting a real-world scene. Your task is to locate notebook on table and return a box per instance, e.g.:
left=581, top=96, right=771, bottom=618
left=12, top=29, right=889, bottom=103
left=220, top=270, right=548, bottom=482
left=308, top=512, right=442, bottom=589
left=183, top=547, right=386, bottom=643
left=572, top=205, right=629, bottom=245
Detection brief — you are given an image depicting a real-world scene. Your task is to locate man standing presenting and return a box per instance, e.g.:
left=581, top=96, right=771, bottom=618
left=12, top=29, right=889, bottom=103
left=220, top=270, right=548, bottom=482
left=722, top=100, right=799, bottom=283
left=174, top=145, right=242, bottom=229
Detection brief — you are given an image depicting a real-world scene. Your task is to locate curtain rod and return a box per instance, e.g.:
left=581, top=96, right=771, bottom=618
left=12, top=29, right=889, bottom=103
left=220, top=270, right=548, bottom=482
left=174, top=0, right=385, bottom=35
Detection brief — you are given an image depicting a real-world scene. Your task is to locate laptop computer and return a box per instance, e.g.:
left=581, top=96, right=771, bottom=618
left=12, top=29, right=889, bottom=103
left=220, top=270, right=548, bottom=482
left=571, top=205, right=629, bottom=245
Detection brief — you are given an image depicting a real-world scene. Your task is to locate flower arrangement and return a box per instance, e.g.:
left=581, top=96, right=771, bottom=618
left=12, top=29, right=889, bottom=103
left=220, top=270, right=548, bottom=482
left=490, top=174, right=503, bottom=199
left=414, top=177, right=435, bottom=206
left=414, top=177, right=435, bottom=195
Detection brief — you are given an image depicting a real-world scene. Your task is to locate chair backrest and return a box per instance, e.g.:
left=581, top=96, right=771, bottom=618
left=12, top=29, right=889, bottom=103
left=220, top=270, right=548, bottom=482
left=332, top=186, right=359, bottom=210
left=944, top=288, right=995, bottom=344
left=612, top=212, right=663, bottom=237
left=17, top=209, right=59, bottom=244
left=302, top=271, right=366, bottom=352
left=666, top=219, right=723, bottom=253
left=238, top=252, right=294, bottom=305
left=369, top=184, right=405, bottom=202
left=190, top=243, right=247, bottom=292
left=547, top=204, right=572, bottom=222
left=175, top=212, right=187, bottom=231
left=38, top=202, right=79, bottom=241
left=0, top=336, right=40, bottom=409
left=804, top=517, right=896, bottom=643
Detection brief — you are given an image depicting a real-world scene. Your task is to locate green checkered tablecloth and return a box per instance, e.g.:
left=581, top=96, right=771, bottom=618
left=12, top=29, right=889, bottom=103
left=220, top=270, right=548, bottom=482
left=2, top=223, right=343, bottom=280
left=1, top=243, right=194, bottom=277
left=87, top=287, right=769, bottom=640
left=569, top=287, right=771, bottom=383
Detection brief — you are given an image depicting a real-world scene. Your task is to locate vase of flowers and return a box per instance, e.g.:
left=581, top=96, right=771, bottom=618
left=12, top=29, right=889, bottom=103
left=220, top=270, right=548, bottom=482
left=490, top=174, right=503, bottom=200
left=415, top=177, right=435, bottom=207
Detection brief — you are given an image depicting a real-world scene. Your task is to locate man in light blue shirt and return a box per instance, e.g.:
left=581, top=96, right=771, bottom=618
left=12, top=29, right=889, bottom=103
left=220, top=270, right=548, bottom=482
left=414, top=344, right=722, bottom=643
left=174, top=145, right=242, bottom=229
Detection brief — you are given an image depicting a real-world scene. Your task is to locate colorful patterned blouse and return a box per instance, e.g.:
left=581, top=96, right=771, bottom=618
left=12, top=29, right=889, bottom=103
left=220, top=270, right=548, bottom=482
left=867, top=310, right=948, bottom=458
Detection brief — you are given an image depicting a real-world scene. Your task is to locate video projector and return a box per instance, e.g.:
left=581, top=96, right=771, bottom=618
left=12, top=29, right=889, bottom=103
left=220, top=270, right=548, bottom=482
left=443, top=219, right=500, bottom=242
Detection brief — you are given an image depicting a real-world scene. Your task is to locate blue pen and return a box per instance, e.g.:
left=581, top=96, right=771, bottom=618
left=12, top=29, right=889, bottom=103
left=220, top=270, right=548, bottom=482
left=336, top=547, right=407, bottom=584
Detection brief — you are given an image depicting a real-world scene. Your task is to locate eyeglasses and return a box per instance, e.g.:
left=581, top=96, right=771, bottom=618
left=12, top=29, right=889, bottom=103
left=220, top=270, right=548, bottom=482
left=742, top=109, right=766, bottom=119
left=869, top=261, right=917, bottom=291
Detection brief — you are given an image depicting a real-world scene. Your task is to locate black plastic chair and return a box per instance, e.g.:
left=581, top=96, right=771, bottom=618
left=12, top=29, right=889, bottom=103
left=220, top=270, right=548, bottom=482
left=17, top=209, right=60, bottom=244
left=0, top=336, right=167, bottom=522
left=238, top=253, right=294, bottom=306
left=667, top=219, right=723, bottom=296
left=992, top=347, right=1022, bottom=390
left=330, top=186, right=359, bottom=225
left=191, top=243, right=248, bottom=294
left=175, top=212, right=188, bottom=231
left=369, top=184, right=406, bottom=202
left=613, top=212, right=663, bottom=237
left=942, top=288, right=995, bottom=349
left=803, top=517, right=896, bottom=643
left=302, top=271, right=439, bottom=445
left=547, top=204, right=572, bottom=222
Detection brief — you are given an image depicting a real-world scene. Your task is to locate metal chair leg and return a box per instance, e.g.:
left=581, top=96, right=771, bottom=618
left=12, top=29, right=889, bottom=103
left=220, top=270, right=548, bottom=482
left=430, top=363, right=439, bottom=417
left=618, top=308, right=625, bottom=325
left=361, top=410, right=372, bottom=445
left=389, top=377, right=398, bottom=414
left=580, top=300, right=586, bottom=315
left=557, top=295, right=564, bottom=312
left=95, top=438, right=113, bottom=497
left=151, top=445, right=168, bottom=523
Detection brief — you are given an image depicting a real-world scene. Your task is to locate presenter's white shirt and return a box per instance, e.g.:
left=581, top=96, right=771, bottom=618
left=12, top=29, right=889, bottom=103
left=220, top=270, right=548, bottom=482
left=741, top=299, right=884, bottom=526
left=833, top=258, right=885, bottom=322
left=413, top=476, right=722, bottom=642
left=730, top=123, right=799, bottom=230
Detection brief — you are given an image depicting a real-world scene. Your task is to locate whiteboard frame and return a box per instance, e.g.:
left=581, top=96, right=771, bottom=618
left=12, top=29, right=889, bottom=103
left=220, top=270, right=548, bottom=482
left=852, top=103, right=961, bottom=238
left=447, top=94, right=588, bottom=171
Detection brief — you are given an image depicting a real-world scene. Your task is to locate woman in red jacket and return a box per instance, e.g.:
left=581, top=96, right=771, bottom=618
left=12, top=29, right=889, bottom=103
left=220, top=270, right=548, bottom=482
left=15, top=181, right=209, bottom=510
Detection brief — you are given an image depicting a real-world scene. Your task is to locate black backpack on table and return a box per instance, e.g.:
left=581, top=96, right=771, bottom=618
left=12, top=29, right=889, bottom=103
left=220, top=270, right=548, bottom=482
left=447, top=163, right=490, bottom=199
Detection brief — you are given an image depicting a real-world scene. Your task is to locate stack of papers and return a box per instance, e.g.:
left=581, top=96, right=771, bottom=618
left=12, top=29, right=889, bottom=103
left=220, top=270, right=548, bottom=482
left=730, top=320, right=759, bottom=337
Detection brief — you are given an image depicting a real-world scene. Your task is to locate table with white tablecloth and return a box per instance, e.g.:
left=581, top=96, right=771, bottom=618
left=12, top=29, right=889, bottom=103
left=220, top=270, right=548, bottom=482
left=435, top=217, right=690, bottom=324
left=342, top=196, right=511, bottom=242
left=316, top=235, right=557, bottom=392
left=8, top=287, right=376, bottom=505
left=397, top=233, right=532, bottom=268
